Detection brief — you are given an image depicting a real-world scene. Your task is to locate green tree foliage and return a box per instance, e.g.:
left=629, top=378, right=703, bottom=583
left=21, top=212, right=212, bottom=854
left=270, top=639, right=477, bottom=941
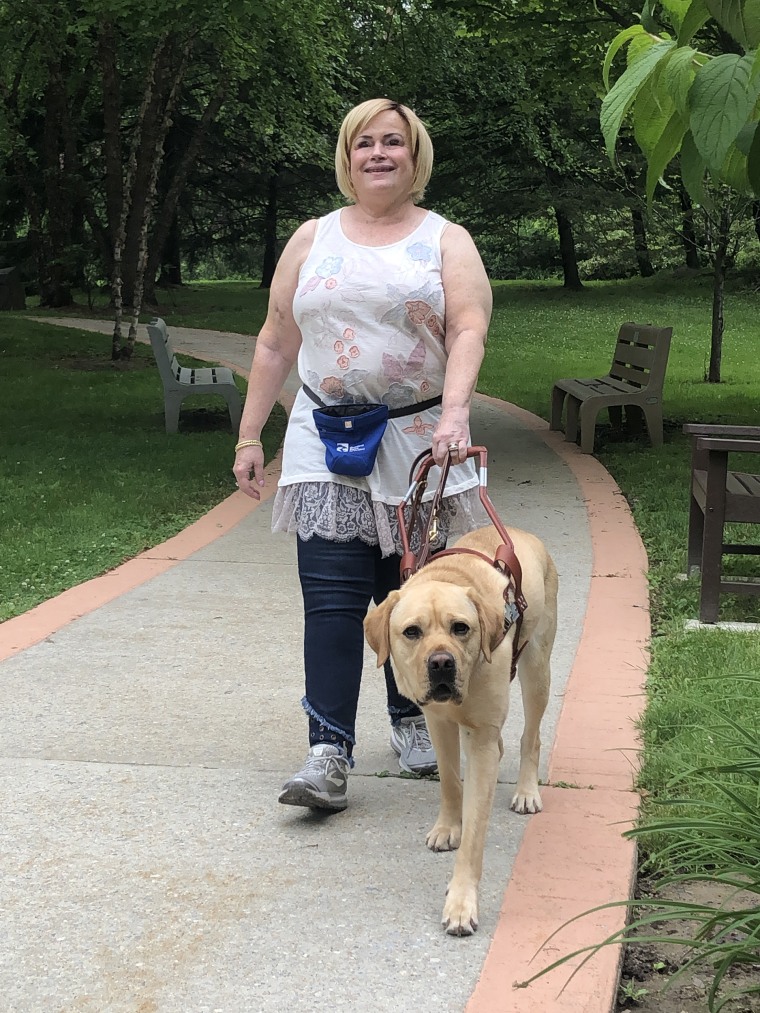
left=415, top=1, right=650, bottom=283
left=602, top=0, right=760, bottom=383
left=0, top=0, right=350, bottom=321
left=602, top=0, right=760, bottom=205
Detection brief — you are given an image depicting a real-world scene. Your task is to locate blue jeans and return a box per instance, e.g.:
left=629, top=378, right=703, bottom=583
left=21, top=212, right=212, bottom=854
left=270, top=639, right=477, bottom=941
left=297, top=535, right=421, bottom=757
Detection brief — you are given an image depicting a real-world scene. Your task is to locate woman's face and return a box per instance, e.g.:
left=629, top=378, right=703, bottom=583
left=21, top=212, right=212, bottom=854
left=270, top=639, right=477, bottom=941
left=348, top=109, right=415, bottom=203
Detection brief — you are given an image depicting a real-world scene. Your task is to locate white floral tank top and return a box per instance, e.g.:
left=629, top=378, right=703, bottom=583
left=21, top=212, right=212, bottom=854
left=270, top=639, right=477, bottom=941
left=277, top=208, right=478, bottom=507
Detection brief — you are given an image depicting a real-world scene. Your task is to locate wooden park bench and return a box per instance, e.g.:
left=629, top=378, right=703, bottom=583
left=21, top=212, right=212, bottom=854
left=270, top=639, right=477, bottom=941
left=147, top=317, right=242, bottom=434
left=684, top=423, right=760, bottom=623
left=550, top=322, right=672, bottom=454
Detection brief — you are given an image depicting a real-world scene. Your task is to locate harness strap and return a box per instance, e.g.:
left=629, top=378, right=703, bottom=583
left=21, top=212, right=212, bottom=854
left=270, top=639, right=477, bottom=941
left=414, top=452, right=453, bottom=572
left=396, top=449, right=530, bottom=684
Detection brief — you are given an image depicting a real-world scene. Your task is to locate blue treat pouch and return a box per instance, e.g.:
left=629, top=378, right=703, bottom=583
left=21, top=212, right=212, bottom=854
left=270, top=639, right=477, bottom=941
left=312, top=403, right=389, bottom=477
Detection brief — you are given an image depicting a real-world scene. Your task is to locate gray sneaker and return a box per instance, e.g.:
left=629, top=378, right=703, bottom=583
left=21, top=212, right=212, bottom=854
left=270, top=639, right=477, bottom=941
left=390, top=715, right=438, bottom=775
left=278, top=744, right=350, bottom=811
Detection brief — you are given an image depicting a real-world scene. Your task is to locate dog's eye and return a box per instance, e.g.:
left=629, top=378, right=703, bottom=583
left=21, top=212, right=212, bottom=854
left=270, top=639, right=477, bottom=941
left=452, top=622, right=470, bottom=636
left=403, top=625, right=422, bottom=640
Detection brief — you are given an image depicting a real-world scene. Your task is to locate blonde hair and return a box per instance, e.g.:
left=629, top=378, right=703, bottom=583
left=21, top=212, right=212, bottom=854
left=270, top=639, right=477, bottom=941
left=334, top=99, right=434, bottom=205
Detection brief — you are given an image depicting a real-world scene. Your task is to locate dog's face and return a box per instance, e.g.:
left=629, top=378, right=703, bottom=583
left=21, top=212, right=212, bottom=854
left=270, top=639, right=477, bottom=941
left=364, top=580, right=505, bottom=707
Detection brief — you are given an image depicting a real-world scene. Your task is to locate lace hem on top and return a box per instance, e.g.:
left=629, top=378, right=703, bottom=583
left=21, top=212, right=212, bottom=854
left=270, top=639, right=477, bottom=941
left=272, top=481, right=488, bottom=557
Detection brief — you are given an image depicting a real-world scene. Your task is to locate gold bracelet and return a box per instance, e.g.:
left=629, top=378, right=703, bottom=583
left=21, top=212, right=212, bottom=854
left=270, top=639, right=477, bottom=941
left=235, top=438, right=263, bottom=452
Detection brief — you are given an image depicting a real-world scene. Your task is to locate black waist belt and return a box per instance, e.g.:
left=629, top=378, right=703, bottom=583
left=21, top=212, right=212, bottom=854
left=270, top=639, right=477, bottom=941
left=302, top=385, right=443, bottom=419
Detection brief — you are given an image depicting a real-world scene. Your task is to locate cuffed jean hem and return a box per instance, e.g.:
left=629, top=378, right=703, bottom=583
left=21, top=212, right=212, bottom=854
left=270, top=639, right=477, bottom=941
left=388, top=702, right=422, bottom=725
left=302, top=696, right=356, bottom=767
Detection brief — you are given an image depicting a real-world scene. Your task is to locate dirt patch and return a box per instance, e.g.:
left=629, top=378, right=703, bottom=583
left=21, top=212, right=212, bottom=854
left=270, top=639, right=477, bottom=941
left=616, top=878, right=760, bottom=1012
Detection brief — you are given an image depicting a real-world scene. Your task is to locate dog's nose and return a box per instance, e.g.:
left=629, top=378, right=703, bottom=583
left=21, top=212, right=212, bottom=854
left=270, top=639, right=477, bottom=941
left=427, top=652, right=456, bottom=683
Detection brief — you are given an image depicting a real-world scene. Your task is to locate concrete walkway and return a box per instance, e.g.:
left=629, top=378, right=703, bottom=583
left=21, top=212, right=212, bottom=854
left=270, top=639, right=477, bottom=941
left=1, top=318, right=650, bottom=1012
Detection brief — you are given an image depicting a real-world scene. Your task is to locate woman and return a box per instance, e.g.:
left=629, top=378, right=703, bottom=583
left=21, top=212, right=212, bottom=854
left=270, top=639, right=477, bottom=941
left=233, top=98, right=492, bottom=811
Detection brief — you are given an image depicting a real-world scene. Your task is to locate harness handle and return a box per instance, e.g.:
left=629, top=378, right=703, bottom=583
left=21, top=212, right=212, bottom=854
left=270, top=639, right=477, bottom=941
left=396, top=445, right=529, bottom=681
left=397, top=447, right=525, bottom=606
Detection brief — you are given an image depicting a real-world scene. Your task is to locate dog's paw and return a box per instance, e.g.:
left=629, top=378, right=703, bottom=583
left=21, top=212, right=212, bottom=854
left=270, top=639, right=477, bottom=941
left=510, top=788, right=543, bottom=815
left=426, top=823, right=461, bottom=852
left=442, top=883, right=479, bottom=936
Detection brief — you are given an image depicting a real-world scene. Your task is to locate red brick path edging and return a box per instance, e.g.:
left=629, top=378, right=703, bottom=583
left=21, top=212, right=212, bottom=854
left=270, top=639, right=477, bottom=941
left=466, top=397, right=647, bottom=1013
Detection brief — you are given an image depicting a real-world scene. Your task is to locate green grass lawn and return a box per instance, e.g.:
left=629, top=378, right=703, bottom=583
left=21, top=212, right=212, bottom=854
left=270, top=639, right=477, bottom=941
left=29, top=279, right=272, bottom=336
left=479, top=276, right=760, bottom=842
left=12, top=274, right=760, bottom=864
left=0, top=315, right=286, bottom=621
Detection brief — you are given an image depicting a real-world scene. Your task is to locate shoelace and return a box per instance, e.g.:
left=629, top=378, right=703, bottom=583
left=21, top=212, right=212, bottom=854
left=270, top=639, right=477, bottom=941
left=303, top=750, right=347, bottom=774
left=407, top=719, right=432, bottom=752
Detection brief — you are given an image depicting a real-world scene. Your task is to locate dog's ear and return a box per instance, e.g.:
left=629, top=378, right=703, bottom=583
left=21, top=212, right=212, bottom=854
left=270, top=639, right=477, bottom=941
left=364, top=590, right=400, bottom=667
left=467, top=587, right=504, bottom=663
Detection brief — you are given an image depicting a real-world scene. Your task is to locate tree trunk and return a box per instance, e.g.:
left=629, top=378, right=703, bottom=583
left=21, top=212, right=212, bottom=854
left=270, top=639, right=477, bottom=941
left=98, top=22, right=122, bottom=249
left=156, top=212, right=182, bottom=287
left=260, top=171, right=279, bottom=289
left=145, top=84, right=225, bottom=288
left=0, top=97, right=47, bottom=297
left=39, top=81, right=70, bottom=306
left=555, top=207, right=584, bottom=290
left=111, top=33, right=170, bottom=360
left=752, top=201, right=760, bottom=246
left=707, top=206, right=730, bottom=384
left=679, top=188, right=700, bottom=270
left=38, top=63, right=79, bottom=307
left=126, top=38, right=193, bottom=357
left=631, top=208, right=655, bottom=277
left=121, top=68, right=171, bottom=310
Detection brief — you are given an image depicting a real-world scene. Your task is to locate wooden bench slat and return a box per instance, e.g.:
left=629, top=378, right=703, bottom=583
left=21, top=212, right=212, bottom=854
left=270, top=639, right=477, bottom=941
left=611, top=344, right=655, bottom=370
left=609, top=363, right=650, bottom=387
left=718, top=579, right=760, bottom=596
left=729, top=472, right=760, bottom=499
left=692, top=469, right=760, bottom=523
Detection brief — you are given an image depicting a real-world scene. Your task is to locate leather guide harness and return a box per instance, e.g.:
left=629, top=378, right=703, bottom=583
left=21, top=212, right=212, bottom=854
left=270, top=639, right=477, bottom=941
left=396, top=446, right=528, bottom=680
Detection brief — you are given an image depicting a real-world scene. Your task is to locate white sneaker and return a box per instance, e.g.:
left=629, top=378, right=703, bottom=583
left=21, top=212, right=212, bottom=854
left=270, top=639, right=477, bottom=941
left=390, top=716, right=438, bottom=774
left=278, top=744, right=349, bottom=810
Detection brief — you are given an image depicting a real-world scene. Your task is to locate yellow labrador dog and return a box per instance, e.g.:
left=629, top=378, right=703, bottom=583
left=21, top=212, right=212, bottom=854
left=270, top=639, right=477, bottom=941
left=364, top=524, right=558, bottom=936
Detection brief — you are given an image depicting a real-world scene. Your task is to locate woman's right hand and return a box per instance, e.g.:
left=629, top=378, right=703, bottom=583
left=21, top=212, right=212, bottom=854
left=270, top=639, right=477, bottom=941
left=233, top=444, right=266, bottom=500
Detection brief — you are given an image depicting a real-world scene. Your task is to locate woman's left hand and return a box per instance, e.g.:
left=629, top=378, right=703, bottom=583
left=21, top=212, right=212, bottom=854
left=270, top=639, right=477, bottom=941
left=432, top=406, right=470, bottom=466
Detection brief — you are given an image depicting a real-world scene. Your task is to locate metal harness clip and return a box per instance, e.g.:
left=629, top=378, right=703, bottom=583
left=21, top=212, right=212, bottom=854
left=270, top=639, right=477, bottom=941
left=504, top=598, right=521, bottom=633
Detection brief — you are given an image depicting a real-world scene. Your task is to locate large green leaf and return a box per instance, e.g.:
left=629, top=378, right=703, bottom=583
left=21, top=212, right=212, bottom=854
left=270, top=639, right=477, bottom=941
left=680, top=128, right=710, bottom=204
left=677, top=0, right=710, bottom=44
left=661, top=0, right=693, bottom=30
left=603, top=24, right=646, bottom=90
left=664, top=45, right=700, bottom=116
left=720, top=141, right=750, bottom=190
left=645, top=110, right=689, bottom=203
left=634, top=64, right=676, bottom=158
left=628, top=32, right=658, bottom=66
left=749, top=118, right=760, bottom=192
left=601, top=40, right=676, bottom=160
left=706, top=0, right=760, bottom=49
left=753, top=46, right=760, bottom=79
left=733, top=119, right=759, bottom=153
left=689, top=51, right=760, bottom=168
